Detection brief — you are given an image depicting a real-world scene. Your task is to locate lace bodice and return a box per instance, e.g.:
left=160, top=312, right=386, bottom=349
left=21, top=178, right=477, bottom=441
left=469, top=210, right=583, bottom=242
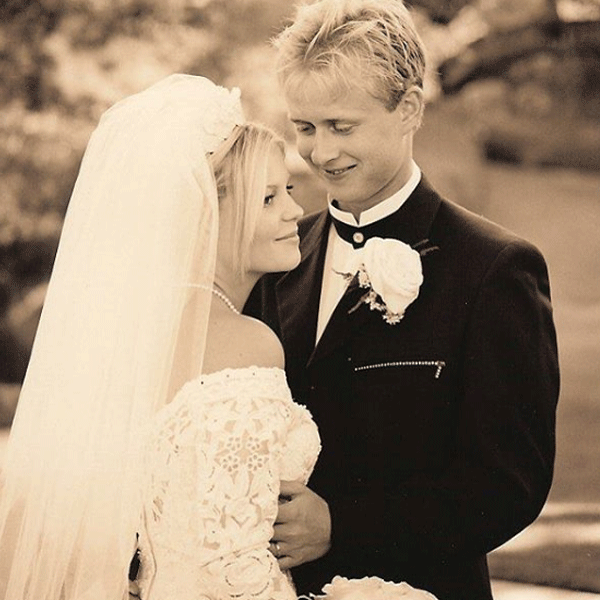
left=137, top=367, right=321, bottom=600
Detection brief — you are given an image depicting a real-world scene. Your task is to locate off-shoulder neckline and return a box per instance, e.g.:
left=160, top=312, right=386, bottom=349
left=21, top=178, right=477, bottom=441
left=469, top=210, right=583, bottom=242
left=197, top=365, right=285, bottom=383
left=153, top=366, right=288, bottom=421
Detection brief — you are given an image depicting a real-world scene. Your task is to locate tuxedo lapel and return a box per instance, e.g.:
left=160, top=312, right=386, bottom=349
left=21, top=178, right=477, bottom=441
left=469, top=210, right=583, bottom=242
left=308, top=277, right=364, bottom=366
left=276, top=210, right=330, bottom=373
left=309, top=177, right=442, bottom=365
left=370, top=176, right=441, bottom=247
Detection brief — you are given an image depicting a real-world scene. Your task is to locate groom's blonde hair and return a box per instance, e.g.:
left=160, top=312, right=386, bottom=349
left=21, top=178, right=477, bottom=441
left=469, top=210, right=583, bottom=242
left=210, top=123, right=285, bottom=275
left=274, top=0, right=426, bottom=111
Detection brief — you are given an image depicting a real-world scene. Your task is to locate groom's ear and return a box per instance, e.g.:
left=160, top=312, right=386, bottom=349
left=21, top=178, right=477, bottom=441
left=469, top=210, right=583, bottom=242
left=394, top=86, right=425, bottom=132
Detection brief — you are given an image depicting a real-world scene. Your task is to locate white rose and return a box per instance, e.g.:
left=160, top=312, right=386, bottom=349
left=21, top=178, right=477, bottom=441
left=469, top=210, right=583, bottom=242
left=361, top=237, right=423, bottom=317
left=319, top=575, right=438, bottom=600
left=320, top=576, right=382, bottom=600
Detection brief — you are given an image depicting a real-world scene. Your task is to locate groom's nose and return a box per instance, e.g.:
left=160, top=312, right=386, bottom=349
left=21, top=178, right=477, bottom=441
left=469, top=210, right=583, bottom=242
left=309, top=130, right=340, bottom=166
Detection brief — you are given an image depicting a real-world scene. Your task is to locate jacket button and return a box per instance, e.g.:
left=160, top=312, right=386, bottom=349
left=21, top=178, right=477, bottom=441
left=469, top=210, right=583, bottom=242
left=353, top=232, right=364, bottom=244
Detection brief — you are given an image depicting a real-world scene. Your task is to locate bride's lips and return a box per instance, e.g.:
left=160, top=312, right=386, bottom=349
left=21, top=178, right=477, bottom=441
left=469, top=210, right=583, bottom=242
left=276, top=231, right=299, bottom=242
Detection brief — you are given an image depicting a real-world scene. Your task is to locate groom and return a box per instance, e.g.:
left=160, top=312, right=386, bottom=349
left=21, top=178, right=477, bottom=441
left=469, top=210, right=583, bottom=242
left=246, top=1, right=559, bottom=599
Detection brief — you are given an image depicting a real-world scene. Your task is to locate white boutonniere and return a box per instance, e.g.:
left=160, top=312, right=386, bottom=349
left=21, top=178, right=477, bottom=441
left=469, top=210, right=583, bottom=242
left=336, top=237, right=438, bottom=325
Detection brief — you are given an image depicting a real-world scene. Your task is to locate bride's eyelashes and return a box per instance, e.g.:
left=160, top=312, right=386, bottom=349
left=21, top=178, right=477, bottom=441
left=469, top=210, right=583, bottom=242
left=264, top=185, right=294, bottom=206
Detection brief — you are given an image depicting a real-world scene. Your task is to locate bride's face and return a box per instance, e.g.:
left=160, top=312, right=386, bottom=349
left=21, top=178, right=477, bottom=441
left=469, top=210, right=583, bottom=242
left=246, top=147, right=303, bottom=276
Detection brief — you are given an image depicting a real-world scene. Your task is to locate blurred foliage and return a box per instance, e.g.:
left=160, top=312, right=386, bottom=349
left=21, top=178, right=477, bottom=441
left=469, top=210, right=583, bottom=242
left=0, top=0, right=296, bottom=252
left=437, top=1, right=600, bottom=170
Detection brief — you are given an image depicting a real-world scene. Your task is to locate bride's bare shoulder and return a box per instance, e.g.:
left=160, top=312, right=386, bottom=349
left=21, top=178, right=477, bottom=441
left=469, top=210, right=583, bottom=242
left=204, top=310, right=284, bottom=373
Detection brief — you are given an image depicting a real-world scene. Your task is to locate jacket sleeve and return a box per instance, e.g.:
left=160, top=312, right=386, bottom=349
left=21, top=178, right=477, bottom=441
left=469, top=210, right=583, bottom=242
left=328, top=240, right=559, bottom=560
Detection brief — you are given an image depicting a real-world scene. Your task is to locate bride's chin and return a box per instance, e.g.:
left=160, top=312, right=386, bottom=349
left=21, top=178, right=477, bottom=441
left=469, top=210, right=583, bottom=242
left=287, top=250, right=302, bottom=270
left=274, top=245, right=301, bottom=271
left=274, top=256, right=300, bottom=274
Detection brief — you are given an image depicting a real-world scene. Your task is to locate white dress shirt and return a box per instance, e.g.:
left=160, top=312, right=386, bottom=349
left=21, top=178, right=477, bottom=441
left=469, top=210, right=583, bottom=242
left=315, top=161, right=421, bottom=344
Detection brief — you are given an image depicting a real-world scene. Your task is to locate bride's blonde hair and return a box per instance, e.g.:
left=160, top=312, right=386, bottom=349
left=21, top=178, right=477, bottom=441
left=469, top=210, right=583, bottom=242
left=210, top=123, right=285, bottom=275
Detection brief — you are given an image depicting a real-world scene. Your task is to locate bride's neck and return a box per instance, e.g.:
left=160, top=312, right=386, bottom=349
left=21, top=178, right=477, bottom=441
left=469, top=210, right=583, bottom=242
left=212, top=272, right=258, bottom=315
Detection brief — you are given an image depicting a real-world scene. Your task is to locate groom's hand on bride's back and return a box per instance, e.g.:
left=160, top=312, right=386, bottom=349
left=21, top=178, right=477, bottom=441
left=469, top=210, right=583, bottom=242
left=271, top=480, right=331, bottom=569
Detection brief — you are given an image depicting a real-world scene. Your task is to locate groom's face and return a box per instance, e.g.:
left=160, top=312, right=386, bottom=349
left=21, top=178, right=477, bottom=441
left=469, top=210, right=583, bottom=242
left=286, top=78, right=420, bottom=217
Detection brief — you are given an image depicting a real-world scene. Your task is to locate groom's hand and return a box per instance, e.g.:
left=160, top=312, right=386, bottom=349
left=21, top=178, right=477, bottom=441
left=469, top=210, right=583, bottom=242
left=270, top=480, right=331, bottom=570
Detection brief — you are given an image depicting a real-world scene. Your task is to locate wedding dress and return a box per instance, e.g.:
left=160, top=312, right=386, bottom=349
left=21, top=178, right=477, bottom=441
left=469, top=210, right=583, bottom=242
left=137, top=366, right=321, bottom=600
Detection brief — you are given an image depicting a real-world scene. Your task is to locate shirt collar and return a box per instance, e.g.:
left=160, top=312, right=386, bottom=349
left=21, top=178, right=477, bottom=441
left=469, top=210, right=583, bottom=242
left=328, top=161, right=421, bottom=227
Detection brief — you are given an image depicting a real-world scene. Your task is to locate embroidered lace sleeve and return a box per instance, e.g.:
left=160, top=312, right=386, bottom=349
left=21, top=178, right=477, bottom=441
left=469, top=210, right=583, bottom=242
left=137, top=367, right=320, bottom=600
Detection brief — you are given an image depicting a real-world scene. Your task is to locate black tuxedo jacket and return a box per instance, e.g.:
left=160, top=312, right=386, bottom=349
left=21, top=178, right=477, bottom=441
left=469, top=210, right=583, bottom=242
left=246, top=178, right=559, bottom=600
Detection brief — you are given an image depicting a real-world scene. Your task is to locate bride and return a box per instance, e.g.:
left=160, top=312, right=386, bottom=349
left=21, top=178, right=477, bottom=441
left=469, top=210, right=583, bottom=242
left=0, top=74, right=322, bottom=600
left=0, top=74, right=436, bottom=600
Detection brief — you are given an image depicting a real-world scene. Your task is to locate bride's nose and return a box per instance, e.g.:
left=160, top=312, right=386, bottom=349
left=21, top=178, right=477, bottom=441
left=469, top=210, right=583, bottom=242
left=284, top=191, right=304, bottom=221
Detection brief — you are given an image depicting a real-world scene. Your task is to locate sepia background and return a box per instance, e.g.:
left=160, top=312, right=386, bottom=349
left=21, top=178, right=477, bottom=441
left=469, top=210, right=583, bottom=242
left=1, top=0, right=599, bottom=597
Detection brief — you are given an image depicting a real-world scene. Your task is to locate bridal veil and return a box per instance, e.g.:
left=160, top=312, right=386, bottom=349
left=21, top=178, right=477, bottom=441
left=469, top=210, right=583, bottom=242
left=0, top=75, right=244, bottom=599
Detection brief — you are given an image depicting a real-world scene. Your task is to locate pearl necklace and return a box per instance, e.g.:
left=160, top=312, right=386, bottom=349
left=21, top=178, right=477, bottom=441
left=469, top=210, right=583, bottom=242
left=210, top=287, right=241, bottom=315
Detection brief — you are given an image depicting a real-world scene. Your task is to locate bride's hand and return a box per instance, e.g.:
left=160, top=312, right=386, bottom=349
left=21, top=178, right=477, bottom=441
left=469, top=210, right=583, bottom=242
left=270, top=480, right=331, bottom=570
